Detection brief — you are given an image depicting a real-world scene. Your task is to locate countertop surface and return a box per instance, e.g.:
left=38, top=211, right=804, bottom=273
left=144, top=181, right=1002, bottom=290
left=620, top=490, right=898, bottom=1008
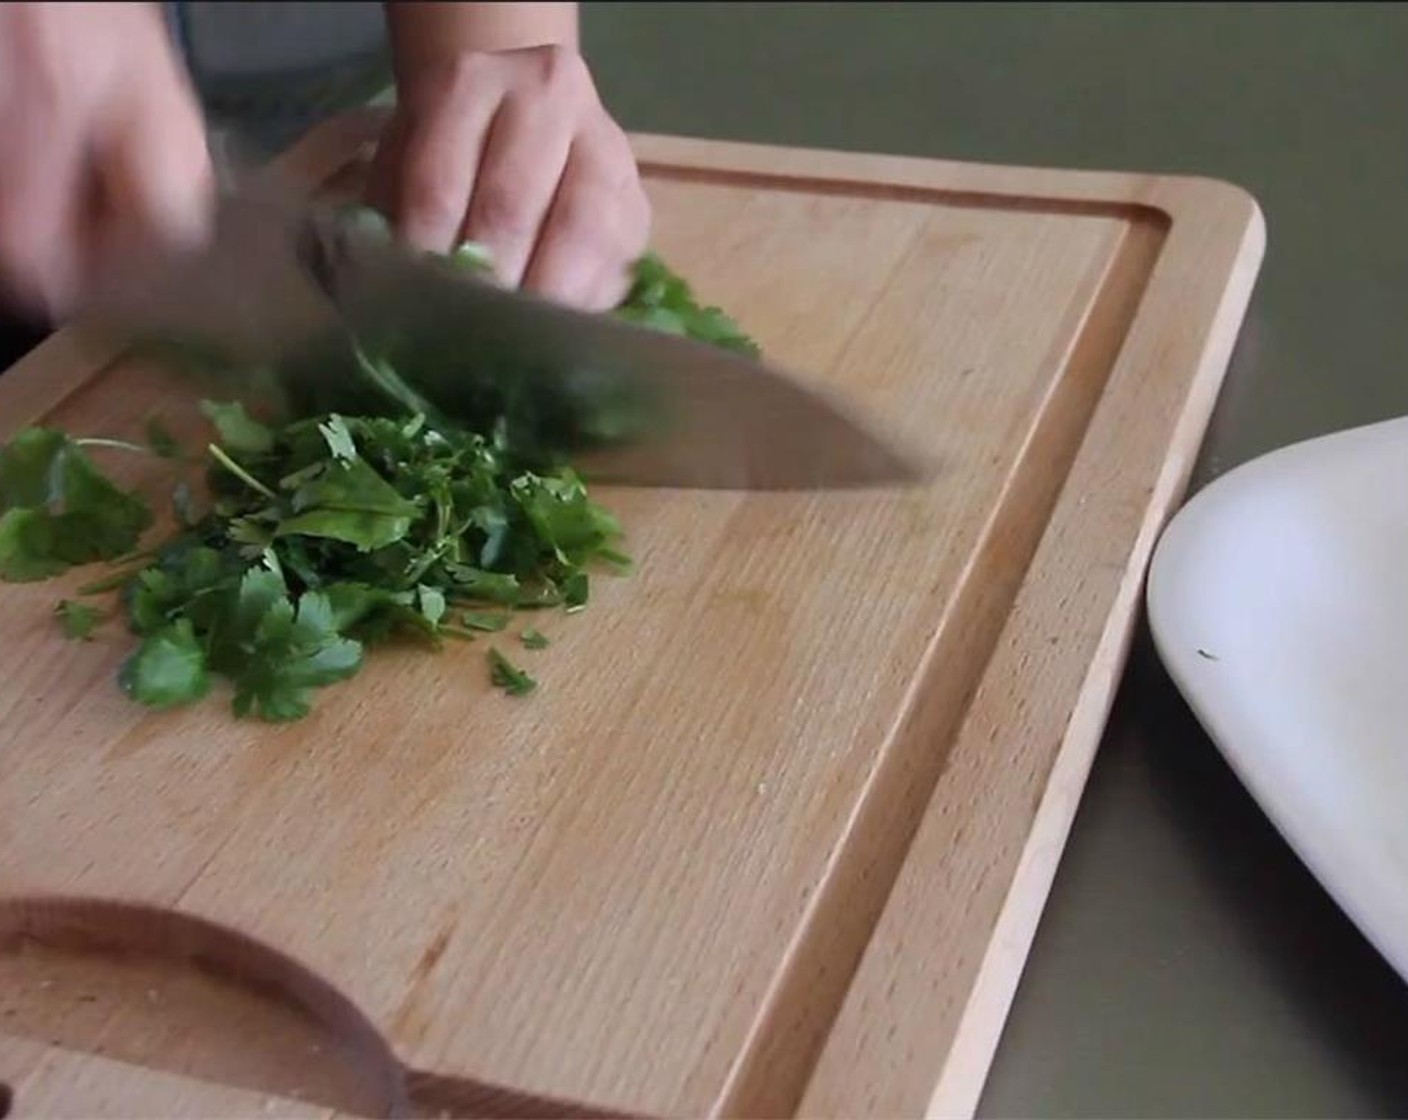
left=580, top=4, right=1408, bottom=1115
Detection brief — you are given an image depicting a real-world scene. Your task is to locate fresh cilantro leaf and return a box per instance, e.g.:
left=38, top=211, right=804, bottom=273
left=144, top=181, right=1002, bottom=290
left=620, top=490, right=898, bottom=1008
left=119, top=618, right=210, bottom=709
left=520, top=627, right=549, bottom=650
left=0, top=509, right=67, bottom=581
left=448, top=566, right=521, bottom=605
left=229, top=590, right=364, bottom=722
left=200, top=400, right=275, bottom=454
left=278, top=459, right=420, bottom=551
left=615, top=305, right=689, bottom=337
left=488, top=646, right=536, bottom=696
left=471, top=505, right=511, bottom=569
left=618, top=252, right=760, bottom=356
left=318, top=414, right=358, bottom=463
left=323, top=581, right=383, bottom=630
left=227, top=567, right=290, bottom=645
left=510, top=471, right=622, bottom=567
left=418, top=584, right=446, bottom=626
left=0, top=426, right=70, bottom=507
left=53, top=445, right=154, bottom=561
left=562, top=571, right=589, bottom=611
left=55, top=598, right=103, bottom=640
left=126, top=545, right=236, bottom=636
left=0, top=429, right=152, bottom=579
left=462, top=610, right=510, bottom=632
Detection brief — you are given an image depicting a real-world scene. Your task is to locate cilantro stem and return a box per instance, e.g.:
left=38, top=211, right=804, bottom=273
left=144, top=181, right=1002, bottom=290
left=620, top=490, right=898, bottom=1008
left=207, top=444, right=277, bottom=499
left=112, top=544, right=162, bottom=567
left=78, top=564, right=149, bottom=595
left=402, top=495, right=453, bottom=585
left=77, top=437, right=154, bottom=456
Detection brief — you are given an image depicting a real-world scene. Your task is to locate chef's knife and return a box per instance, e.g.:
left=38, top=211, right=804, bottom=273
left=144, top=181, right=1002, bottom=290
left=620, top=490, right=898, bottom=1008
left=81, top=187, right=930, bottom=491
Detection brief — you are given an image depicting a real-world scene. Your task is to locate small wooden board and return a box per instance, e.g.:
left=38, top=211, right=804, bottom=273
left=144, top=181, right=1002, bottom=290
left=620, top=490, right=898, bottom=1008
left=0, top=109, right=1263, bottom=1118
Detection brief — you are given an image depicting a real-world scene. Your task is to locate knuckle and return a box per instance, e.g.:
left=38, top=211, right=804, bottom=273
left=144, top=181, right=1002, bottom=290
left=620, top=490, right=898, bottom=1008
left=553, top=184, right=651, bottom=265
left=582, top=157, right=653, bottom=250
left=629, top=187, right=654, bottom=249
left=471, top=180, right=535, bottom=239
left=399, top=168, right=464, bottom=231
left=536, top=44, right=592, bottom=98
left=445, top=50, right=492, bottom=91
left=551, top=191, right=606, bottom=243
left=409, top=52, right=490, bottom=109
left=592, top=125, right=644, bottom=193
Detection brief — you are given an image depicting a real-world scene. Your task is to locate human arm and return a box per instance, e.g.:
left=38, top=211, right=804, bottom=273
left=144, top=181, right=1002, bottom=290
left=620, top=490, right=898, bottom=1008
left=0, top=1, right=212, bottom=317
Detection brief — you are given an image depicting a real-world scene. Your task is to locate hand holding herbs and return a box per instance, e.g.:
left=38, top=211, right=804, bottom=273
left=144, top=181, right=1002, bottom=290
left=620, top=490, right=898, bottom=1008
left=0, top=252, right=756, bottom=721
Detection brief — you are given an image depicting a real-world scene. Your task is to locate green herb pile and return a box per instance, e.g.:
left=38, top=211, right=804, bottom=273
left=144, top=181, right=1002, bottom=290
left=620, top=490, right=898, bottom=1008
left=0, top=238, right=755, bottom=721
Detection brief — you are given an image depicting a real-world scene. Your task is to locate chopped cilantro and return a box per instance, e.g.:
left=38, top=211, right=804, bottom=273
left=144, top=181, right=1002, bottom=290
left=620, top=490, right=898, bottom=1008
left=0, top=427, right=152, bottom=580
left=119, top=618, right=210, bottom=709
left=200, top=399, right=274, bottom=455
left=462, top=610, right=511, bottom=633
left=488, top=646, right=536, bottom=696
left=618, top=253, right=759, bottom=356
left=0, top=218, right=758, bottom=720
left=318, top=414, right=358, bottom=462
left=55, top=598, right=103, bottom=640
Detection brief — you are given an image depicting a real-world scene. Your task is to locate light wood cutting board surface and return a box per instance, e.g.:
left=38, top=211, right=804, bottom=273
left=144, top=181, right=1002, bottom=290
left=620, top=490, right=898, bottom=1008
left=0, top=110, right=1263, bottom=1118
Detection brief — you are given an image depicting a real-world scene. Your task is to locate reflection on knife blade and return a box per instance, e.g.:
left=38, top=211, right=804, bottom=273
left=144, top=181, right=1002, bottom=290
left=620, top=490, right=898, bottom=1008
left=82, top=191, right=932, bottom=491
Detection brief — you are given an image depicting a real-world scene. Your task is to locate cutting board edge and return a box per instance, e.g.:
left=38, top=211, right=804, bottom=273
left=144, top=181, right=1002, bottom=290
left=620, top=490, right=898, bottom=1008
left=796, top=153, right=1268, bottom=1119
left=629, top=128, right=1265, bottom=228
left=308, top=106, right=1265, bottom=228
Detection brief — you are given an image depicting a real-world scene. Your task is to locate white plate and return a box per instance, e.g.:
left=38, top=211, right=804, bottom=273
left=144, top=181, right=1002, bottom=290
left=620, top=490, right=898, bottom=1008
left=1148, top=416, right=1408, bottom=983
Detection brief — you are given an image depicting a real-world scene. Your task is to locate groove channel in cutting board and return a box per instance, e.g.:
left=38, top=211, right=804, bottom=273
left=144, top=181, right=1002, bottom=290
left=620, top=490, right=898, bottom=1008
left=0, top=113, right=1265, bottom=1120
left=1, top=1033, right=331, bottom=1119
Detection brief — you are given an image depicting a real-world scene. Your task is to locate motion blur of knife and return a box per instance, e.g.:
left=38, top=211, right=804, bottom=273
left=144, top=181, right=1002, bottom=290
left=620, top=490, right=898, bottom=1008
left=78, top=175, right=929, bottom=492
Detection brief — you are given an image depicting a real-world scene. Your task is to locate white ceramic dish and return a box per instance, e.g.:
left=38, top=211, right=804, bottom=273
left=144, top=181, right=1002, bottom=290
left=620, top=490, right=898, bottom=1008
left=1148, top=416, right=1408, bottom=984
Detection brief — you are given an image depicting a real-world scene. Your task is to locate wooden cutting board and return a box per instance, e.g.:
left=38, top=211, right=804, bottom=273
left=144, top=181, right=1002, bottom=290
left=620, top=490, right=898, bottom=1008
left=0, top=110, right=1263, bottom=1119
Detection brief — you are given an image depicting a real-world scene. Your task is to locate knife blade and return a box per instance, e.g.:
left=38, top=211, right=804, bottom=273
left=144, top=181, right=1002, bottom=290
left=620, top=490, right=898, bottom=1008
left=81, top=187, right=931, bottom=491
